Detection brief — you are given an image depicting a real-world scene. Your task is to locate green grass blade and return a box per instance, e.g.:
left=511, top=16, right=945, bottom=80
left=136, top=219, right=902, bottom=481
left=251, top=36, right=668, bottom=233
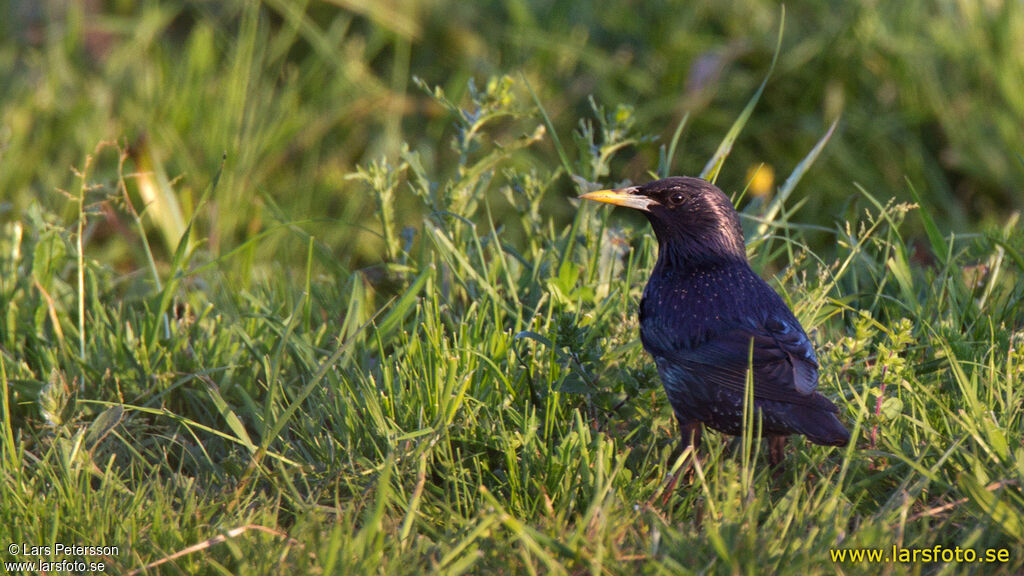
left=700, top=6, right=785, bottom=183
left=658, top=111, right=690, bottom=178
left=756, top=117, right=839, bottom=237
left=906, top=177, right=948, bottom=267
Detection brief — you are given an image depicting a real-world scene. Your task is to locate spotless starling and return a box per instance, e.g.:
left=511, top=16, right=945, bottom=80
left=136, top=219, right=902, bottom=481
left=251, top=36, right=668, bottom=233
left=580, top=177, right=850, bottom=462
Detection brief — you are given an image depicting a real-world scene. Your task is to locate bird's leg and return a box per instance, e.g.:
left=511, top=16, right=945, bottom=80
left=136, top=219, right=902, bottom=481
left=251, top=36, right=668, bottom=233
left=657, top=418, right=702, bottom=505
left=680, top=418, right=703, bottom=450
left=769, top=435, right=787, bottom=468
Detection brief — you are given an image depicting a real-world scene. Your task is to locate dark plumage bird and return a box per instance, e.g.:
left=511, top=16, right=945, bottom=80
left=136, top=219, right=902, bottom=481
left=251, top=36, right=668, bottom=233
left=580, top=177, right=849, bottom=462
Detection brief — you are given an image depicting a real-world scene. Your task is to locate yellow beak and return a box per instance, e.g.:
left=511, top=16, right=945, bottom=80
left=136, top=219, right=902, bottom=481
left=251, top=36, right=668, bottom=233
left=578, top=187, right=654, bottom=211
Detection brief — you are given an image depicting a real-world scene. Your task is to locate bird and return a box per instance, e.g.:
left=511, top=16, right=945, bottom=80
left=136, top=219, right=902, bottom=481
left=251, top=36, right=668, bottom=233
left=579, top=176, right=850, bottom=465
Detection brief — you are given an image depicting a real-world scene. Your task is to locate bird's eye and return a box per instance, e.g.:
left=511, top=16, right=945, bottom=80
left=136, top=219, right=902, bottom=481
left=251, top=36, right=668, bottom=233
left=670, top=192, right=686, bottom=205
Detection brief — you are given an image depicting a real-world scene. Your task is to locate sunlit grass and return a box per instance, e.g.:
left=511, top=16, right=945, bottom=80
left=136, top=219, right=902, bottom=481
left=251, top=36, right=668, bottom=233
left=2, top=2, right=1023, bottom=574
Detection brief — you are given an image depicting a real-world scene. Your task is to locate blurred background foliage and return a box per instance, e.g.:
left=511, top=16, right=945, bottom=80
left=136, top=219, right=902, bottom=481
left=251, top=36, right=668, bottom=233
left=1, top=0, right=1022, bottom=277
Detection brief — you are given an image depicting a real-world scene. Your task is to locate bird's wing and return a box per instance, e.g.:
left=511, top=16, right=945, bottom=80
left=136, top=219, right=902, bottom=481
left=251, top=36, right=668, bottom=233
left=668, top=315, right=828, bottom=407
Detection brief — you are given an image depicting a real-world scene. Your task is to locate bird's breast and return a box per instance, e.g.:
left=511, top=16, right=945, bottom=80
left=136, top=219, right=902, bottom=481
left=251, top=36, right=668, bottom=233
left=639, top=275, right=709, bottom=354
left=639, top=263, right=763, bottom=354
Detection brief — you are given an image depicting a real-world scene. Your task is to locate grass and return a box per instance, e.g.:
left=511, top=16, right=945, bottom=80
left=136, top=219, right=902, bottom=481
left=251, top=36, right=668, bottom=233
left=2, top=1, right=1024, bottom=574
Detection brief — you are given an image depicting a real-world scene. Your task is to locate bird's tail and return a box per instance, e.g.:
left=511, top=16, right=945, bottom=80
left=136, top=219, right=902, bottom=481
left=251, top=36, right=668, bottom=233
left=792, top=406, right=851, bottom=447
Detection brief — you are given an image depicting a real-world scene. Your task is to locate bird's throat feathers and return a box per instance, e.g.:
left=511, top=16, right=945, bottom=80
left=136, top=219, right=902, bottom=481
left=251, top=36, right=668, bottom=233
left=645, top=207, right=747, bottom=270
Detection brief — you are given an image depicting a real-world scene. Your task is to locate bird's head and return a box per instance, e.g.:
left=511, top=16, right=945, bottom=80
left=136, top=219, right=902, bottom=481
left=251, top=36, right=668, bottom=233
left=580, top=176, right=747, bottom=266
